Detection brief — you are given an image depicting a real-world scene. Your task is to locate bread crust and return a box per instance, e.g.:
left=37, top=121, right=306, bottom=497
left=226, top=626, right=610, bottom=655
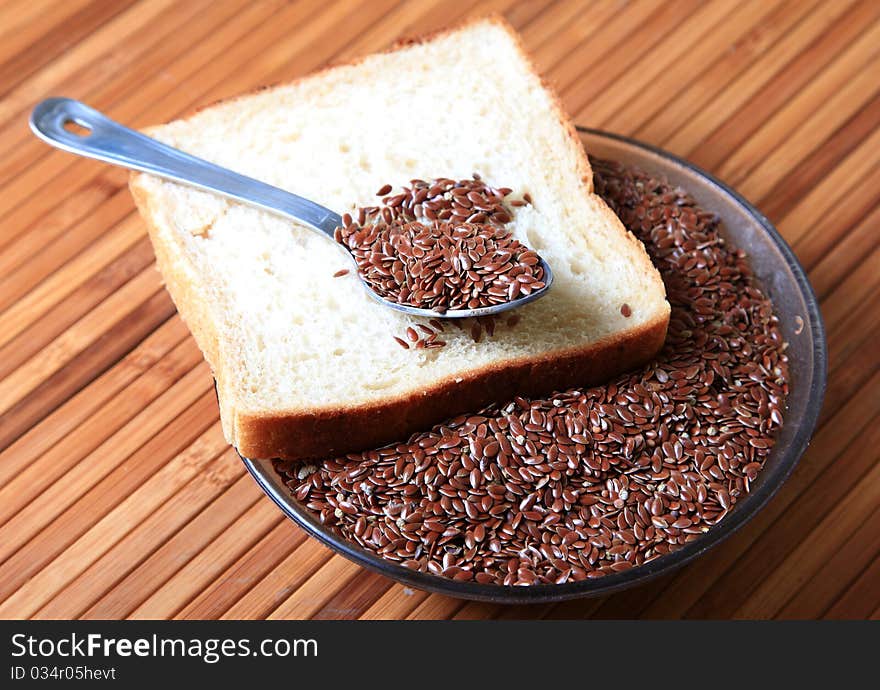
left=129, top=14, right=670, bottom=461
left=236, top=314, right=669, bottom=460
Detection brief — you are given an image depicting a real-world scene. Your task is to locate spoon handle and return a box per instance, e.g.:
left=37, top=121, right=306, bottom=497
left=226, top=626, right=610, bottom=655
left=30, top=98, right=342, bottom=236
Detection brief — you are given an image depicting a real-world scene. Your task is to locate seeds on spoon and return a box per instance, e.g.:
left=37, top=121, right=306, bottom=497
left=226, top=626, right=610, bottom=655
left=336, top=176, right=538, bottom=350
left=337, top=219, right=545, bottom=313
left=335, top=175, right=539, bottom=311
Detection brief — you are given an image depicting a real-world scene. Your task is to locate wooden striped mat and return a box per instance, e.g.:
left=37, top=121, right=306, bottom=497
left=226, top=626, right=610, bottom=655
left=1, top=0, right=878, bottom=619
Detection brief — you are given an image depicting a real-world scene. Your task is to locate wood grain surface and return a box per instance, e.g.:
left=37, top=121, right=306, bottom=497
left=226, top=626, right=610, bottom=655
left=1, top=0, right=878, bottom=620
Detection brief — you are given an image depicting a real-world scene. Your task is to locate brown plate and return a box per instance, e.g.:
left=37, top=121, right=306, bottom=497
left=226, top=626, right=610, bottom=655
left=239, top=127, right=827, bottom=603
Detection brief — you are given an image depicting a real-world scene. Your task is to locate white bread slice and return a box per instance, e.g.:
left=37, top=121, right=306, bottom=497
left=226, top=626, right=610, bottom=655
left=130, top=16, right=670, bottom=461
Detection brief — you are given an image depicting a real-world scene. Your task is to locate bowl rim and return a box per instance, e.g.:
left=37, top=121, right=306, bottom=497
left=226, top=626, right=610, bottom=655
left=240, top=126, right=828, bottom=604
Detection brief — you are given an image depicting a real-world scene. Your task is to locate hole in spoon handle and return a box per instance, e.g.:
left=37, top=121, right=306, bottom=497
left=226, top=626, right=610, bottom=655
left=30, top=98, right=120, bottom=154
left=62, top=119, right=92, bottom=136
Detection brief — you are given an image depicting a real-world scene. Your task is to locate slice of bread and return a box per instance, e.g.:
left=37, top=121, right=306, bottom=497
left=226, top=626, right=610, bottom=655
left=130, top=16, right=670, bottom=461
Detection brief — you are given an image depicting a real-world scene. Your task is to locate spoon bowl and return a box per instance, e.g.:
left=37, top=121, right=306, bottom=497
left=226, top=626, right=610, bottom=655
left=30, top=97, right=552, bottom=319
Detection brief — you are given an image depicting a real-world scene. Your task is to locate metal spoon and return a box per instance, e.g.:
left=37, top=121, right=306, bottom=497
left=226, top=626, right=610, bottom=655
left=30, top=98, right=553, bottom=319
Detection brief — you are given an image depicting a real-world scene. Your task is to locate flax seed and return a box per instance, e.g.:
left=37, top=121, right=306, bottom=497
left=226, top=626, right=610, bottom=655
left=334, top=177, right=544, bottom=333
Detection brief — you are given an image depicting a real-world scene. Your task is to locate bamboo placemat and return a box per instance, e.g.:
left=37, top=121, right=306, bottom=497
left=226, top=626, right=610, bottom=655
left=1, top=0, right=878, bottom=620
